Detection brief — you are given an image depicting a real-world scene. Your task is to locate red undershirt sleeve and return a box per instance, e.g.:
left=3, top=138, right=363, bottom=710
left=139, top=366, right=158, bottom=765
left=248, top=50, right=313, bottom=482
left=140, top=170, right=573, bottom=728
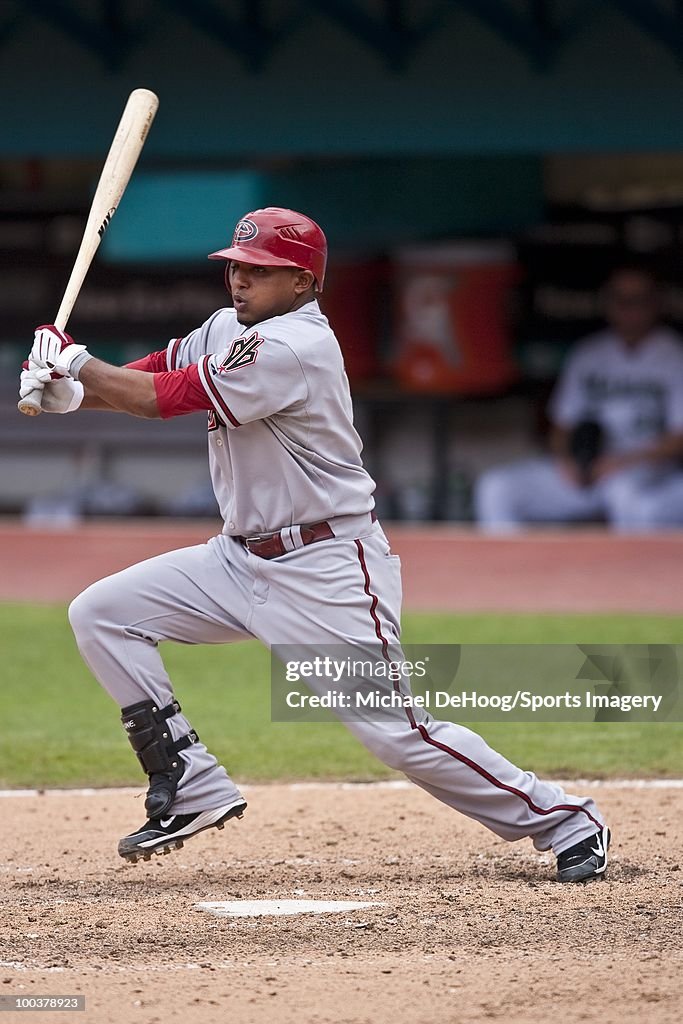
left=124, top=350, right=169, bottom=373
left=152, top=364, right=214, bottom=419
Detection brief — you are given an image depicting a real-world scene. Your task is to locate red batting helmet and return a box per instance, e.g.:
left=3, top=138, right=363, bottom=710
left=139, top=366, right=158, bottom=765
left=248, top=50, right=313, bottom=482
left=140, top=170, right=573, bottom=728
left=209, top=207, right=328, bottom=291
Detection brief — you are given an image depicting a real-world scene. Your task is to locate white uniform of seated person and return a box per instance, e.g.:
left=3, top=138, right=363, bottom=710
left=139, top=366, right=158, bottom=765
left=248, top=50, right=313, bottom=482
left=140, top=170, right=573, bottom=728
left=475, top=267, right=683, bottom=532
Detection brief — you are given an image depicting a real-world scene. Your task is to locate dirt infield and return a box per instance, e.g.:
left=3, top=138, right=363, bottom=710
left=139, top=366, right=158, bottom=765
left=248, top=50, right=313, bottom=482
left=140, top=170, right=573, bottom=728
left=1, top=783, right=682, bottom=1024
left=3, top=524, right=681, bottom=1022
left=1, top=520, right=682, bottom=612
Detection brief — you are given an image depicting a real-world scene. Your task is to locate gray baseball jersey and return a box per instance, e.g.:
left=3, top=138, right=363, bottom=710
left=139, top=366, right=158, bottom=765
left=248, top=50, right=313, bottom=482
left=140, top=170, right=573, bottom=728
left=164, top=301, right=374, bottom=537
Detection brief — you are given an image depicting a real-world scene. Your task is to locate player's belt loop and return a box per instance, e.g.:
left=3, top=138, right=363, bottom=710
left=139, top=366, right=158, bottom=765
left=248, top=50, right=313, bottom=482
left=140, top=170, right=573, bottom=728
left=279, top=526, right=296, bottom=553
left=283, top=525, right=304, bottom=551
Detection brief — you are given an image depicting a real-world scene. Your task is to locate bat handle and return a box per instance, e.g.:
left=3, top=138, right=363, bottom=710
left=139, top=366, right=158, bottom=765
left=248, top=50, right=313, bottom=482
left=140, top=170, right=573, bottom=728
left=18, top=389, right=44, bottom=416
left=17, top=312, right=69, bottom=417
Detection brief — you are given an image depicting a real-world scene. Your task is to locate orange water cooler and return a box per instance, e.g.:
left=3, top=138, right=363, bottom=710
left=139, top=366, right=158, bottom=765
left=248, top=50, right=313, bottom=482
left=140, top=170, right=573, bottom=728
left=392, top=243, right=519, bottom=394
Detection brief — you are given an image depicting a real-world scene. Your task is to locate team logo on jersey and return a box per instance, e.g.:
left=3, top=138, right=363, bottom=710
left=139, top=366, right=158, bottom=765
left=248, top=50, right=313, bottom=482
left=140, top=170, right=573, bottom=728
left=218, top=331, right=264, bottom=373
left=232, top=218, right=259, bottom=244
left=207, top=409, right=224, bottom=432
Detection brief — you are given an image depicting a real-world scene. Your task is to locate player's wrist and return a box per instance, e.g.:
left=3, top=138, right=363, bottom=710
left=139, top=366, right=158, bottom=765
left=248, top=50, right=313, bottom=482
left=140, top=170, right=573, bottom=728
left=67, top=348, right=94, bottom=380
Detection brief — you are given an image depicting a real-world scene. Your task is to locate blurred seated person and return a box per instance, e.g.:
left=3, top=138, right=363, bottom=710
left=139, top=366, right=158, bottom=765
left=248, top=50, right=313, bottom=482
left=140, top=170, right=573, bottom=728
left=475, top=265, right=683, bottom=531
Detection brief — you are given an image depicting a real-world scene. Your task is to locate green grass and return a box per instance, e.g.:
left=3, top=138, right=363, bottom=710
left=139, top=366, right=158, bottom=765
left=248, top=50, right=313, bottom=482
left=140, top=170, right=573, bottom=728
left=1, top=605, right=681, bottom=787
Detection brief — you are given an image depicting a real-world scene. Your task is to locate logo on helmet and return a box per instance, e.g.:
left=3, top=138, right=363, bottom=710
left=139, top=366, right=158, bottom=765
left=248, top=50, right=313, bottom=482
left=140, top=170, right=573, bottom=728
left=232, top=218, right=259, bottom=245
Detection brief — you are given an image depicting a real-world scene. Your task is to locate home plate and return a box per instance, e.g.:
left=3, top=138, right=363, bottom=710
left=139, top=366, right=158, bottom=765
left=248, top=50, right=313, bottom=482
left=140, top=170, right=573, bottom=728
left=195, top=899, right=383, bottom=918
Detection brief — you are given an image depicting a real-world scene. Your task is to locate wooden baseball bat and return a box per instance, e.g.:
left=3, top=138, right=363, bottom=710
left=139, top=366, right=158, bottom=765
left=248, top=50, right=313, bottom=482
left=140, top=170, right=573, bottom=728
left=18, top=88, right=159, bottom=416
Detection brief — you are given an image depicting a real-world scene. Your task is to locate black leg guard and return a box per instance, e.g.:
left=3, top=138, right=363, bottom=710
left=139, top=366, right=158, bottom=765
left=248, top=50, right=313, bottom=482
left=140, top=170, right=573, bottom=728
left=120, top=699, right=199, bottom=819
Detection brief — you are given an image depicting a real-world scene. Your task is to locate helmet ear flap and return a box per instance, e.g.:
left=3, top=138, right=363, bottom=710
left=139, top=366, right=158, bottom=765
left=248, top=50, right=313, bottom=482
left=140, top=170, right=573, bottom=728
left=223, top=261, right=231, bottom=294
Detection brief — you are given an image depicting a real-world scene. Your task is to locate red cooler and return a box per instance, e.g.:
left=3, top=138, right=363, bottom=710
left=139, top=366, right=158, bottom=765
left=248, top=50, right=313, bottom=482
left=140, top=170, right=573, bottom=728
left=320, top=258, right=388, bottom=384
left=392, top=243, right=519, bottom=394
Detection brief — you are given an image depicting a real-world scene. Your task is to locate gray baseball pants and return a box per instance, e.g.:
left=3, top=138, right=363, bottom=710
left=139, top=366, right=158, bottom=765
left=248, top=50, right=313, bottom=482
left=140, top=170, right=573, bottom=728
left=68, top=516, right=605, bottom=855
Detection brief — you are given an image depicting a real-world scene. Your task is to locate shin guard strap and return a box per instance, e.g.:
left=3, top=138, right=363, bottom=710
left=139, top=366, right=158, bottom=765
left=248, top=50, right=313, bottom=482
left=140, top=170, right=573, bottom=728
left=120, top=699, right=198, bottom=776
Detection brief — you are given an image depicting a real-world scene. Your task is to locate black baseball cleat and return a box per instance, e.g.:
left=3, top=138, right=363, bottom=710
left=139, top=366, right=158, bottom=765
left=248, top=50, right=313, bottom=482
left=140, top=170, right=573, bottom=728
left=556, top=826, right=611, bottom=882
left=118, top=799, right=247, bottom=863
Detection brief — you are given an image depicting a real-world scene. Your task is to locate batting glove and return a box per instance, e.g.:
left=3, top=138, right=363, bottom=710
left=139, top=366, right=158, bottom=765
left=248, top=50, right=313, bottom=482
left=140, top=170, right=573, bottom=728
left=20, top=362, right=84, bottom=414
left=30, top=324, right=91, bottom=379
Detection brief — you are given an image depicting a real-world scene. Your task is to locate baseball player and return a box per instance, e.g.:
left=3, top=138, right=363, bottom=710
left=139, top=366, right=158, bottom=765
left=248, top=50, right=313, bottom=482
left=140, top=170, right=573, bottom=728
left=475, top=265, right=683, bottom=530
left=22, top=207, right=610, bottom=882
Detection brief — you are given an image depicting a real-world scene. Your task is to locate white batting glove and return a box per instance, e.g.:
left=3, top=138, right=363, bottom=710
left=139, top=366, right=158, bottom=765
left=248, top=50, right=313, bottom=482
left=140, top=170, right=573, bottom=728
left=30, top=324, right=90, bottom=379
left=20, top=363, right=52, bottom=392
left=20, top=365, right=84, bottom=413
